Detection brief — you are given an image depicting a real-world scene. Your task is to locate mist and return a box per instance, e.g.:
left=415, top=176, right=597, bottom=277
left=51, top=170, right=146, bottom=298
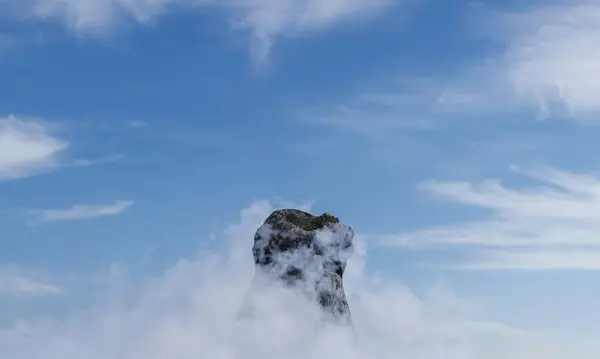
left=0, top=201, right=595, bottom=359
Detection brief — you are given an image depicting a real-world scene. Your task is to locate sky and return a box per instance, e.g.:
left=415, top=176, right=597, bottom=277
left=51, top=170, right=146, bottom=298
left=1, top=0, right=600, bottom=357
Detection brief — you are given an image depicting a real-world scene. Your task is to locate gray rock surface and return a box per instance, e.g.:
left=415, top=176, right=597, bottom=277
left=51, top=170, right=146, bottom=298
left=242, top=208, right=355, bottom=324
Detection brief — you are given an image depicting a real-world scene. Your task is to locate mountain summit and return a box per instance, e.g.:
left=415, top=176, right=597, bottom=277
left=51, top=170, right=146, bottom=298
left=240, top=209, right=355, bottom=326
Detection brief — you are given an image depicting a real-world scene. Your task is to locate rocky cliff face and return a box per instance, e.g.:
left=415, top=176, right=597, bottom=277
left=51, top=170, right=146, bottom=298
left=242, top=209, right=355, bottom=325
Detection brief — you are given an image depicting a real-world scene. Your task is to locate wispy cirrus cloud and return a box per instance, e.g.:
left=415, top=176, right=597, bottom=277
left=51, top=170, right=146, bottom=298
left=231, top=0, right=394, bottom=64
left=28, top=200, right=134, bottom=223
left=71, top=154, right=124, bottom=168
left=126, top=120, right=148, bottom=129
left=431, top=0, right=600, bottom=120
left=382, top=166, right=600, bottom=270
left=298, top=79, right=450, bottom=140
left=1, top=0, right=395, bottom=64
left=454, top=250, right=600, bottom=271
left=309, top=0, right=600, bottom=131
left=304, top=106, right=437, bottom=139
left=0, top=266, right=61, bottom=296
left=487, top=0, right=600, bottom=118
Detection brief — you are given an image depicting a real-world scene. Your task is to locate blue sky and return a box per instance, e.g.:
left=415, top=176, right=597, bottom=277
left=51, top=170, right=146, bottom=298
left=2, top=0, right=600, bottom=358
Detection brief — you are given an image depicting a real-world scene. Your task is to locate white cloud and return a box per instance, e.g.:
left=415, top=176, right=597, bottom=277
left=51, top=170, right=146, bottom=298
left=0, top=200, right=596, bottom=358
left=29, top=200, right=134, bottom=223
left=493, top=0, right=600, bottom=117
left=4, top=0, right=394, bottom=64
left=453, top=250, right=600, bottom=271
left=434, top=0, right=600, bottom=119
left=0, top=266, right=61, bottom=296
left=305, top=107, right=437, bottom=138
left=329, top=0, right=600, bottom=123
left=383, top=166, right=600, bottom=270
left=230, top=0, right=394, bottom=64
left=300, top=80, right=444, bottom=139
left=0, top=115, right=69, bottom=180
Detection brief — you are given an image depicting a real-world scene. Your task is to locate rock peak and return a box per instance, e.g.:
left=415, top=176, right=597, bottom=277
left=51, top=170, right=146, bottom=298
left=243, top=208, right=355, bottom=325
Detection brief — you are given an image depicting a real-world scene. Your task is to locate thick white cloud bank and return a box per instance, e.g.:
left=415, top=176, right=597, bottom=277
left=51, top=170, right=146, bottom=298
left=0, top=200, right=597, bottom=359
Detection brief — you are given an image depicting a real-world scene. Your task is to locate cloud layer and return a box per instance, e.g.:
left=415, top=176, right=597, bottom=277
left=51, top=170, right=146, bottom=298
left=0, top=200, right=597, bottom=359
